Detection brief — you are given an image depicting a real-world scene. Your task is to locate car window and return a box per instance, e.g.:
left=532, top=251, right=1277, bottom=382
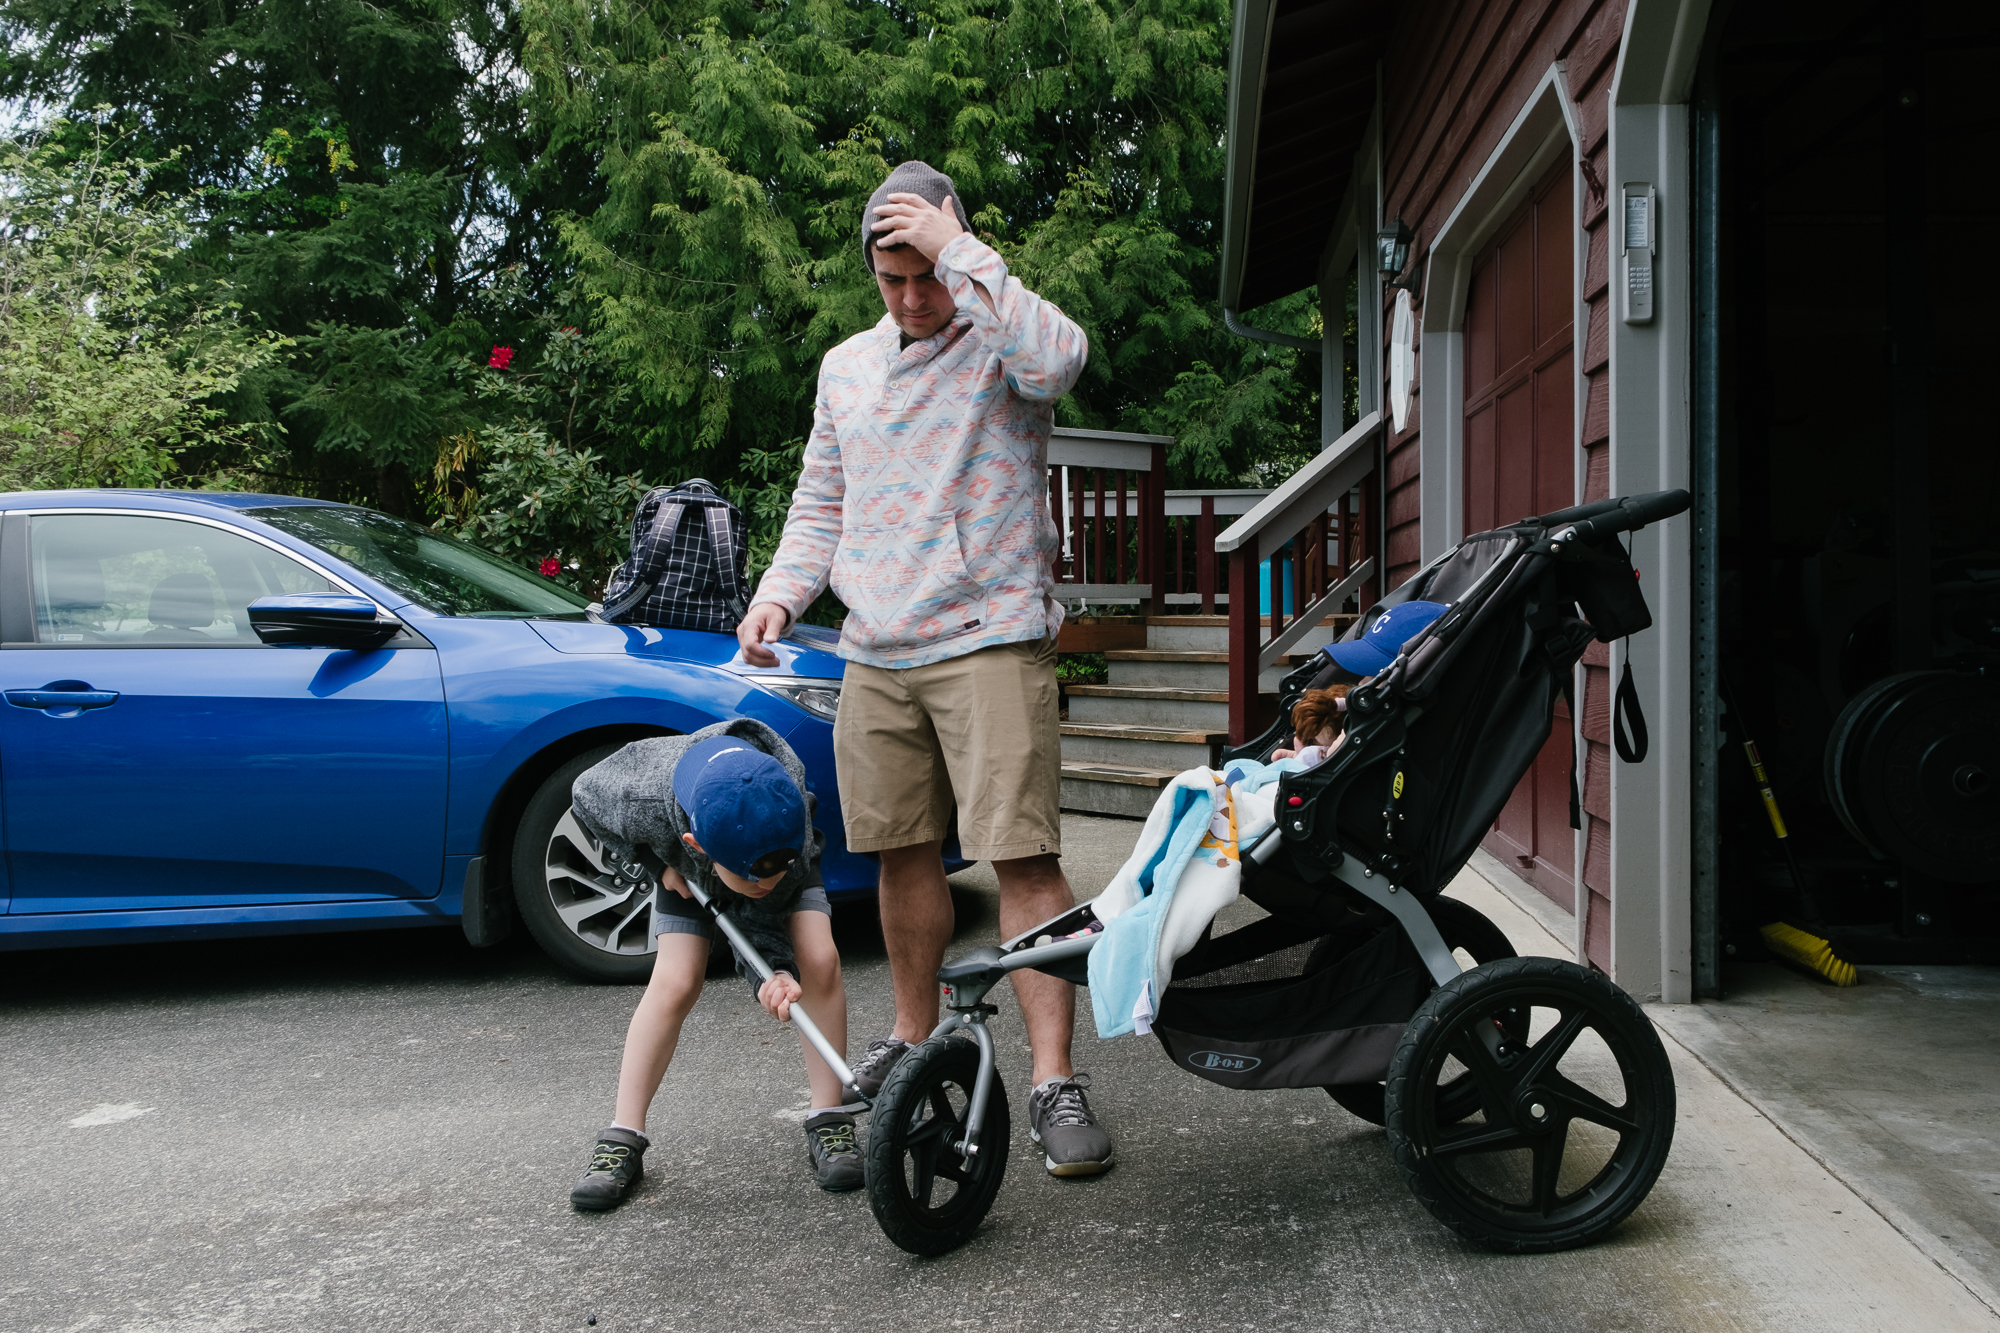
left=246, top=505, right=591, bottom=619
left=29, top=513, right=334, bottom=646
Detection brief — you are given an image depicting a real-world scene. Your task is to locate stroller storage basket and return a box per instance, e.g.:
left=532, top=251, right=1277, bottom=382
left=1154, top=926, right=1430, bottom=1090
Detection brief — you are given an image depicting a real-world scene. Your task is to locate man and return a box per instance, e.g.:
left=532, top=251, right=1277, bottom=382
left=736, top=160, right=1112, bottom=1177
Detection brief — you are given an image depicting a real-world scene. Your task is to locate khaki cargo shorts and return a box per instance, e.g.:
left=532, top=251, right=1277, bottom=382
left=833, top=635, right=1061, bottom=863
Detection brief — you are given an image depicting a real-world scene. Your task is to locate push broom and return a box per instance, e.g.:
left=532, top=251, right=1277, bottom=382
left=1722, top=668, right=1856, bottom=987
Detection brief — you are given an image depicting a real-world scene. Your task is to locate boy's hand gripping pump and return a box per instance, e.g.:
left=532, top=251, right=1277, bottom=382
left=635, top=849, right=871, bottom=1110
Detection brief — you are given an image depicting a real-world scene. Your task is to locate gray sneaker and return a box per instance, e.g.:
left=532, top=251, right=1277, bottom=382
left=1027, top=1074, right=1115, bottom=1177
left=570, top=1127, right=646, bottom=1211
left=850, top=1037, right=911, bottom=1099
left=803, top=1111, right=864, bottom=1191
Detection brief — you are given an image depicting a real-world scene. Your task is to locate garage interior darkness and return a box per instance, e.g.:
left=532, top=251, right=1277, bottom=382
left=1698, top=0, right=2000, bottom=979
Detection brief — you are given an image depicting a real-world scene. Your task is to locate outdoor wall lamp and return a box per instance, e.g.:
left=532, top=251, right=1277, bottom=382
left=1377, top=217, right=1418, bottom=292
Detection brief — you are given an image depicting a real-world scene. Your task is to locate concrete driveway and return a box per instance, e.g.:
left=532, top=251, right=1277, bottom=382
left=2, top=815, right=1992, bottom=1332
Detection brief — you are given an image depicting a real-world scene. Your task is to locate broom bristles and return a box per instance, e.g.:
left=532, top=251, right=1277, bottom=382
left=1760, top=921, right=1858, bottom=987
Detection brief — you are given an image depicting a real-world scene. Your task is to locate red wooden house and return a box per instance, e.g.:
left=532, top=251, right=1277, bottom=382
left=1217, top=0, right=1999, bottom=1002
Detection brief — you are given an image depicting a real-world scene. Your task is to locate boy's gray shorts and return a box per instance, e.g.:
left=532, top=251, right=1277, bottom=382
left=651, top=882, right=830, bottom=939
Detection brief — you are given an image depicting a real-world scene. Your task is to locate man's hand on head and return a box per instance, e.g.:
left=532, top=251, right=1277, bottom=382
left=737, top=602, right=788, bottom=668
left=870, top=192, right=964, bottom=264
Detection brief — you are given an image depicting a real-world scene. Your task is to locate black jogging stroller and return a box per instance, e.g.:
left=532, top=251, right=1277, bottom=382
left=857, top=489, right=1691, bottom=1257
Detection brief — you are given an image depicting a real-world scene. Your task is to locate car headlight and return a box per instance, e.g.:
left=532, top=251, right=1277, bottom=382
left=750, top=676, right=841, bottom=722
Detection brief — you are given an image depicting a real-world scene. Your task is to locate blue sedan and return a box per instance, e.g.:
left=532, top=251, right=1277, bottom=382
left=0, top=489, right=880, bottom=981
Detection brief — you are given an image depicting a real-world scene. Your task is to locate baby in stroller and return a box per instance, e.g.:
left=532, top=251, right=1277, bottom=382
left=1270, top=601, right=1448, bottom=767
left=855, top=490, right=1689, bottom=1259
left=1271, top=685, right=1349, bottom=767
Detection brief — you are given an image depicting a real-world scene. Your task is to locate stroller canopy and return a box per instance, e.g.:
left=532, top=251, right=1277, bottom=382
left=1268, top=491, right=1683, bottom=897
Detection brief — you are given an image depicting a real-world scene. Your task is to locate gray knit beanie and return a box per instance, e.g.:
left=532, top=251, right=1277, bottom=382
left=862, top=161, right=972, bottom=273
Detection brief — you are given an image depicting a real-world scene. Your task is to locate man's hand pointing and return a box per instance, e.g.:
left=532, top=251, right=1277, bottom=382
left=737, top=603, right=788, bottom=668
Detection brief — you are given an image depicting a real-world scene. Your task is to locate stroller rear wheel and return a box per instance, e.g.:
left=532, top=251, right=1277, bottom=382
left=1325, top=897, right=1520, bottom=1126
left=864, top=1036, right=1011, bottom=1256
left=1384, top=956, right=1675, bottom=1253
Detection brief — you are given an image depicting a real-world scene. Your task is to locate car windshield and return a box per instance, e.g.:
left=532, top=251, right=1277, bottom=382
left=247, top=506, right=592, bottom=619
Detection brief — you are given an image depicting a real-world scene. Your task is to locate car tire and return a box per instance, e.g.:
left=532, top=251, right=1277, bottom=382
left=512, top=743, right=659, bottom=983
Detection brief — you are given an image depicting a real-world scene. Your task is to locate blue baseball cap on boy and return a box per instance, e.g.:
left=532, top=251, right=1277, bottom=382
left=1328, top=600, right=1448, bottom=676
left=671, top=736, right=807, bottom=879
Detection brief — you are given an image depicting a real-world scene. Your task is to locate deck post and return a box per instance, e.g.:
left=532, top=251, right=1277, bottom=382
left=1360, top=467, right=1381, bottom=606
left=1227, top=529, right=1259, bottom=745
left=1047, top=467, right=1063, bottom=583
left=1092, top=470, right=1106, bottom=585
left=1197, top=496, right=1217, bottom=614
left=1147, top=441, right=1168, bottom=614
left=1115, top=473, right=1128, bottom=585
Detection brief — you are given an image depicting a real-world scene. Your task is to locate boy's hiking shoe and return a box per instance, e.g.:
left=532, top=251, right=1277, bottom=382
left=803, top=1111, right=864, bottom=1191
left=1028, top=1074, right=1114, bottom=1178
left=850, top=1037, right=911, bottom=1100
left=570, top=1127, right=646, bottom=1211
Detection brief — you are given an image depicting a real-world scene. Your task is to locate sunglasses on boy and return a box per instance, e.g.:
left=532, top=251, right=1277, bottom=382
left=750, top=848, right=800, bottom=879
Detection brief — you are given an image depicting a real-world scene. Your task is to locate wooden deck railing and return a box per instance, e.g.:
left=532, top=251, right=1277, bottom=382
left=1047, top=427, right=1170, bottom=611
left=1059, top=488, right=1271, bottom=613
left=1162, top=490, right=1266, bottom=612
left=1213, top=411, right=1385, bottom=743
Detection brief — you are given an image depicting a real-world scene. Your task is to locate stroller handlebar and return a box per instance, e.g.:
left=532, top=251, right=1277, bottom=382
left=1533, top=495, right=1629, bottom=528
left=1549, top=488, right=1690, bottom=542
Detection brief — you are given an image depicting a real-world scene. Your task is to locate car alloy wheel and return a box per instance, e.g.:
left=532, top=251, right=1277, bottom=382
left=511, top=743, right=658, bottom=983
left=543, top=808, right=659, bottom=962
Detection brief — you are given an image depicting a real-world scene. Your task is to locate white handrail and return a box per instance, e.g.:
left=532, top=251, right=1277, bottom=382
left=1164, top=488, right=1269, bottom=517
left=1048, top=427, right=1169, bottom=471
left=1077, top=491, right=1270, bottom=518
left=1215, top=411, right=1383, bottom=554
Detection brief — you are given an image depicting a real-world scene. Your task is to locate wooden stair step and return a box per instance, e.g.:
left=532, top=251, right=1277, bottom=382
left=1105, top=649, right=1316, bottom=665
left=1060, top=722, right=1228, bottom=744
left=1059, top=761, right=1179, bottom=789
left=1145, top=614, right=1357, bottom=628
left=1064, top=685, right=1274, bottom=703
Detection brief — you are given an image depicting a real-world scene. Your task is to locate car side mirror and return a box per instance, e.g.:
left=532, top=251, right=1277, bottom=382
left=248, top=593, right=401, bottom=649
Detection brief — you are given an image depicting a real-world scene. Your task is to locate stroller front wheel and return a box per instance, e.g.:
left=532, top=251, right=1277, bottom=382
left=863, top=1035, right=1011, bottom=1256
left=1384, top=956, right=1675, bottom=1253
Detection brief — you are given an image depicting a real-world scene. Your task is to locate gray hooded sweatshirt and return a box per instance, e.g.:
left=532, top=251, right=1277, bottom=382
left=569, top=718, right=826, bottom=992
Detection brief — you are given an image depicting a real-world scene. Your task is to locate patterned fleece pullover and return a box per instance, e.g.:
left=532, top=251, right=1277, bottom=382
left=750, top=233, right=1088, bottom=669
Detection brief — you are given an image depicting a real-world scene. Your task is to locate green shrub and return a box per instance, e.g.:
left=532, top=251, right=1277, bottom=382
left=0, top=118, right=287, bottom=492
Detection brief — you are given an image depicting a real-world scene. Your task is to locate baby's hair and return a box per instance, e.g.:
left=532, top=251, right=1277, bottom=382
left=1291, top=685, right=1350, bottom=748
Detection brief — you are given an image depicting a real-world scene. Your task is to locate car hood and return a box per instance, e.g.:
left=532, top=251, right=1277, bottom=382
left=527, top=619, right=845, bottom=680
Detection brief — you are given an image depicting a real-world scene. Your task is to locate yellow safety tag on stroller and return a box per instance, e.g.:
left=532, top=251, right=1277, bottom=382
left=1393, top=771, right=1405, bottom=798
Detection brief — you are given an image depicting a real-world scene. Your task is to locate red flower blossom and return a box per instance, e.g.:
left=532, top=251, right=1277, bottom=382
left=539, top=557, right=561, bottom=577
left=488, top=345, right=516, bottom=370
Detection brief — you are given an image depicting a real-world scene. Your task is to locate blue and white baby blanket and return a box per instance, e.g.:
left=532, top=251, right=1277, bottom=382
left=1085, top=757, right=1308, bottom=1037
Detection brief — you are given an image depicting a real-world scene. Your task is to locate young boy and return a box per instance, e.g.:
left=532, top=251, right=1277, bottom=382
left=564, top=718, right=859, bottom=1211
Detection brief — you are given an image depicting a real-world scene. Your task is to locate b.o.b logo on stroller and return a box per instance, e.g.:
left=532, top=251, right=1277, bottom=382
left=1189, top=1050, right=1261, bottom=1073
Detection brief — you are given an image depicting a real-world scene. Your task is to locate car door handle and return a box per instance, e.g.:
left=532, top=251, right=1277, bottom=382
left=6, top=689, right=119, bottom=711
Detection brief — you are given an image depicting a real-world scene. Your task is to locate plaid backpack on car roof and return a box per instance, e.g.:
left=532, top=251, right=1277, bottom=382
left=598, top=480, right=750, bottom=632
